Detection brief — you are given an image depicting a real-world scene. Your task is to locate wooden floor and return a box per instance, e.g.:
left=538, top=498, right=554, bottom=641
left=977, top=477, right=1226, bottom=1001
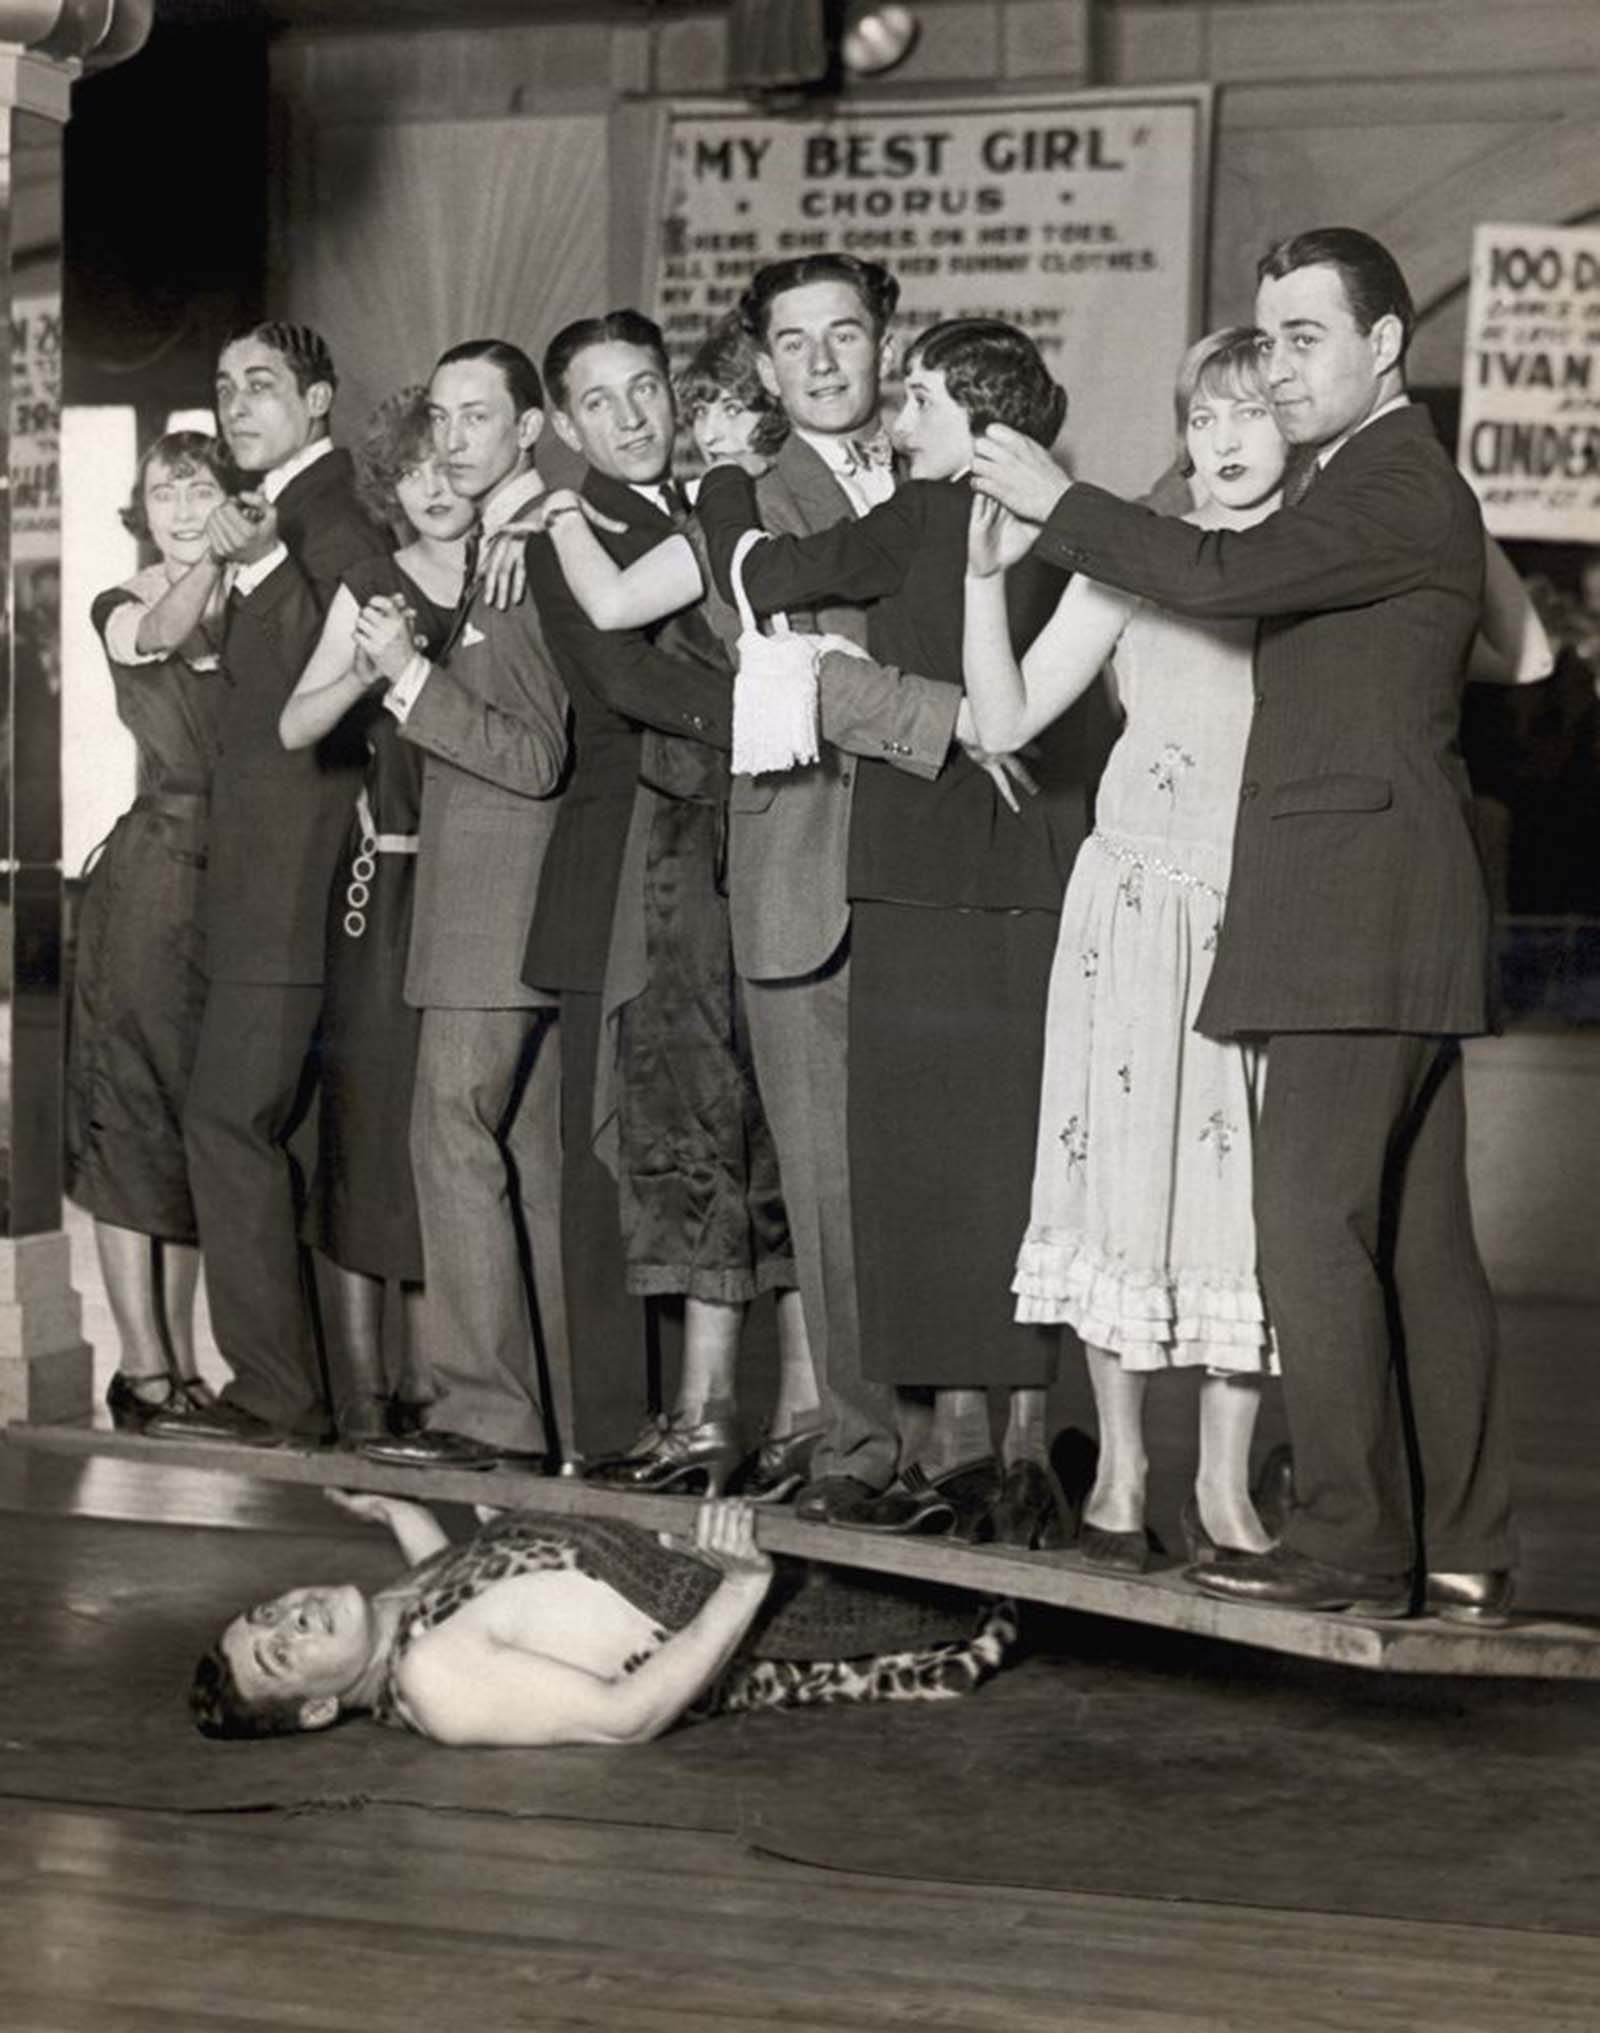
left=6, top=1797, right=1600, bottom=2033
left=5, top=1209, right=1599, bottom=2030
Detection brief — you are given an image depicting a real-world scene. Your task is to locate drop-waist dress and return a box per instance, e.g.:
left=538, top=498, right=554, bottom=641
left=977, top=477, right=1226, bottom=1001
left=302, top=556, right=453, bottom=1282
left=65, top=571, right=223, bottom=1241
left=1013, top=586, right=1275, bottom=1374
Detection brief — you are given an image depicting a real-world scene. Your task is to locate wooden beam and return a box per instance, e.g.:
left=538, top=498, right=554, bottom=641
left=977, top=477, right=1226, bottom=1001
left=8, top=1418, right=1600, bottom=1679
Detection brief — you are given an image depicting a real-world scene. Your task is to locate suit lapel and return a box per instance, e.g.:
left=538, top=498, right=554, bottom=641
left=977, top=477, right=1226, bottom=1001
left=771, top=433, right=856, bottom=531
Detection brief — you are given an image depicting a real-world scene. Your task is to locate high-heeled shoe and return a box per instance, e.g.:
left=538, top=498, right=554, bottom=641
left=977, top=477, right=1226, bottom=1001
left=726, top=1420, right=822, bottom=1503
left=1078, top=1520, right=1164, bottom=1574
left=586, top=1412, right=741, bottom=1497
left=106, top=1371, right=185, bottom=1433
left=988, top=1459, right=1069, bottom=1549
left=1252, top=1443, right=1295, bottom=1540
left=1181, top=1492, right=1278, bottom=1565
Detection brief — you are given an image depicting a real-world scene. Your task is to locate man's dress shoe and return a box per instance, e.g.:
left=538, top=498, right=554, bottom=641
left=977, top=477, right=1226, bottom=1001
left=359, top=1429, right=505, bottom=1470
left=1188, top=1542, right=1410, bottom=1617
left=793, top=1475, right=880, bottom=1525
left=144, top=1395, right=287, bottom=1448
left=850, top=1458, right=1002, bottom=1539
left=1425, top=1570, right=1515, bottom=1628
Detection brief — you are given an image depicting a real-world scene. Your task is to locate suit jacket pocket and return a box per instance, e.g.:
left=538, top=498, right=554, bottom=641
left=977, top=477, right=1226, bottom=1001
left=1270, top=773, right=1393, bottom=817
left=730, top=775, right=778, bottom=814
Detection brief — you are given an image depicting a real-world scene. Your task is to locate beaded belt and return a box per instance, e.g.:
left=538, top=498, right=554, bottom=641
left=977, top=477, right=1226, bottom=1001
left=343, top=787, right=419, bottom=939
left=1093, top=830, right=1225, bottom=904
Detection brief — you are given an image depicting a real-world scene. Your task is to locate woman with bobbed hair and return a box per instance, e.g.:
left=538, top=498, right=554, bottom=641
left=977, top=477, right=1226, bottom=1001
left=278, top=386, right=474, bottom=1445
left=67, top=430, right=239, bottom=1433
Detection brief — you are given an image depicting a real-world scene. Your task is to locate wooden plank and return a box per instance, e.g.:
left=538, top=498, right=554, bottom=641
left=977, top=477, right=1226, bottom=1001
left=8, top=1417, right=1600, bottom=1680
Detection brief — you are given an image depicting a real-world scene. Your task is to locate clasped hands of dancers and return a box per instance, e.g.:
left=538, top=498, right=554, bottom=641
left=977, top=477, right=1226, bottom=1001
left=72, top=224, right=1539, bottom=1751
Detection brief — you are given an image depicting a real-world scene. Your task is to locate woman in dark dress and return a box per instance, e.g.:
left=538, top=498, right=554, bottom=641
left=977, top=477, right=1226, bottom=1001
left=279, top=389, right=470, bottom=1443
left=67, top=431, right=237, bottom=1432
left=695, top=323, right=1085, bottom=1547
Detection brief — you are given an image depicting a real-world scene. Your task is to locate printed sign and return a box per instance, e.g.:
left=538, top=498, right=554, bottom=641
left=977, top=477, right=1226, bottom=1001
left=1456, top=222, right=1600, bottom=541
left=651, top=91, right=1210, bottom=495
left=11, top=293, right=62, bottom=561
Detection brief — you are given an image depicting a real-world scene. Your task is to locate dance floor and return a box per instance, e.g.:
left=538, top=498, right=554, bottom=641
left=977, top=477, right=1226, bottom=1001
left=4, top=1206, right=1600, bottom=2028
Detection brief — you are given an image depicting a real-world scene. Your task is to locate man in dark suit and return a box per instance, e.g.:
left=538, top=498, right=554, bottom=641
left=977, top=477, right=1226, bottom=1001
left=518, top=313, right=734, bottom=1463
left=167, top=322, right=387, bottom=1444
left=975, top=227, right=1514, bottom=1621
left=357, top=340, right=570, bottom=1469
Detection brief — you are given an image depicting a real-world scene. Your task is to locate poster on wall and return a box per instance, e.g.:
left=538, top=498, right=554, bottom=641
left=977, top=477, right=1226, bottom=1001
left=11, top=293, right=62, bottom=562
left=1456, top=221, right=1600, bottom=542
left=649, top=89, right=1211, bottom=497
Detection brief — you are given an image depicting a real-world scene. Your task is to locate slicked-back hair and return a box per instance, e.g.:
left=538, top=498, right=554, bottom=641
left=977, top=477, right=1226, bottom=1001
left=190, top=1645, right=309, bottom=1741
left=740, top=253, right=900, bottom=347
left=220, top=320, right=338, bottom=397
left=543, top=311, right=670, bottom=413
left=1257, top=226, right=1415, bottom=360
left=904, top=319, right=1067, bottom=448
left=355, top=385, right=434, bottom=532
left=120, top=430, right=239, bottom=542
left=433, top=338, right=544, bottom=419
left=676, top=311, right=789, bottom=458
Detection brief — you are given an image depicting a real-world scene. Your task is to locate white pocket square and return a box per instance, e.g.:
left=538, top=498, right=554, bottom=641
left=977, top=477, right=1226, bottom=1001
left=461, top=622, right=487, bottom=648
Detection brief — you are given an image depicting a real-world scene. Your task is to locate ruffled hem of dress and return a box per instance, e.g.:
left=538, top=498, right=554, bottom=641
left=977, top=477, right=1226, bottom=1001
left=1012, top=1230, right=1277, bottom=1376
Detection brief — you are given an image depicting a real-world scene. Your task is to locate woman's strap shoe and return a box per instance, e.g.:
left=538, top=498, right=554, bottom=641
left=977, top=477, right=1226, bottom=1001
left=727, top=1422, right=822, bottom=1503
left=585, top=1413, right=740, bottom=1497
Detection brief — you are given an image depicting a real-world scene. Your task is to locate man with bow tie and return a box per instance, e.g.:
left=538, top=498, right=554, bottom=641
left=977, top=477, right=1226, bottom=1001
left=354, top=338, right=570, bottom=1470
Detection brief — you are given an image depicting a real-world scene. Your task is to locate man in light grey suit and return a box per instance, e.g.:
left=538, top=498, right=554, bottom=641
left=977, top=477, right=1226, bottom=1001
left=354, top=339, right=570, bottom=1467
left=731, top=254, right=961, bottom=1522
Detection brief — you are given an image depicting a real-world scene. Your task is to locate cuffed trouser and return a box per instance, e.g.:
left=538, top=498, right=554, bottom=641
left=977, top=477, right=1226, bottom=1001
left=184, top=980, right=325, bottom=1431
left=1254, top=1031, right=1515, bottom=1575
left=743, top=943, right=899, bottom=1493
left=409, top=1007, right=566, bottom=1454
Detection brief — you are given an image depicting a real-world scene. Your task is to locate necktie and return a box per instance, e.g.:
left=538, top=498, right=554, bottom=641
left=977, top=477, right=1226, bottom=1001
left=660, top=477, right=691, bottom=526
left=435, top=530, right=481, bottom=663
left=1284, top=452, right=1320, bottom=508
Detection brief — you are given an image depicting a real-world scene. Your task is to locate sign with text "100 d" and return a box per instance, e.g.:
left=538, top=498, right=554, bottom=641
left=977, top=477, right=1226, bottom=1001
left=1457, top=221, right=1600, bottom=542
left=649, top=90, right=1210, bottom=501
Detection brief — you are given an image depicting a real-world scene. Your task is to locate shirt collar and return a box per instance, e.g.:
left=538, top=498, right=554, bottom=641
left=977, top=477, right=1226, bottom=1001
left=260, top=434, right=334, bottom=504
left=480, top=465, right=545, bottom=538
left=1316, top=393, right=1410, bottom=472
left=793, top=423, right=881, bottom=476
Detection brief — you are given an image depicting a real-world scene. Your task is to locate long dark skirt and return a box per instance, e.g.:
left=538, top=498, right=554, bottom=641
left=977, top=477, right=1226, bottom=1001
left=850, top=899, right=1060, bottom=1388
left=303, top=816, right=424, bottom=1282
left=65, top=796, right=209, bottom=1242
left=617, top=797, right=794, bottom=1303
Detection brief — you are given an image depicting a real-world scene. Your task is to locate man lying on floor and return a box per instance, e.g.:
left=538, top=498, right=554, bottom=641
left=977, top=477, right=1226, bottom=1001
left=191, top=1494, right=1015, bottom=1745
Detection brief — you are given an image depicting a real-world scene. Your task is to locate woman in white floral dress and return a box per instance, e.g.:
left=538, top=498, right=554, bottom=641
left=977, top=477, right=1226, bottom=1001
left=963, top=328, right=1287, bottom=1569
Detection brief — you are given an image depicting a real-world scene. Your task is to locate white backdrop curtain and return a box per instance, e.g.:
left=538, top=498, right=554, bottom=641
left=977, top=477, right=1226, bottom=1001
left=284, top=114, right=610, bottom=449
